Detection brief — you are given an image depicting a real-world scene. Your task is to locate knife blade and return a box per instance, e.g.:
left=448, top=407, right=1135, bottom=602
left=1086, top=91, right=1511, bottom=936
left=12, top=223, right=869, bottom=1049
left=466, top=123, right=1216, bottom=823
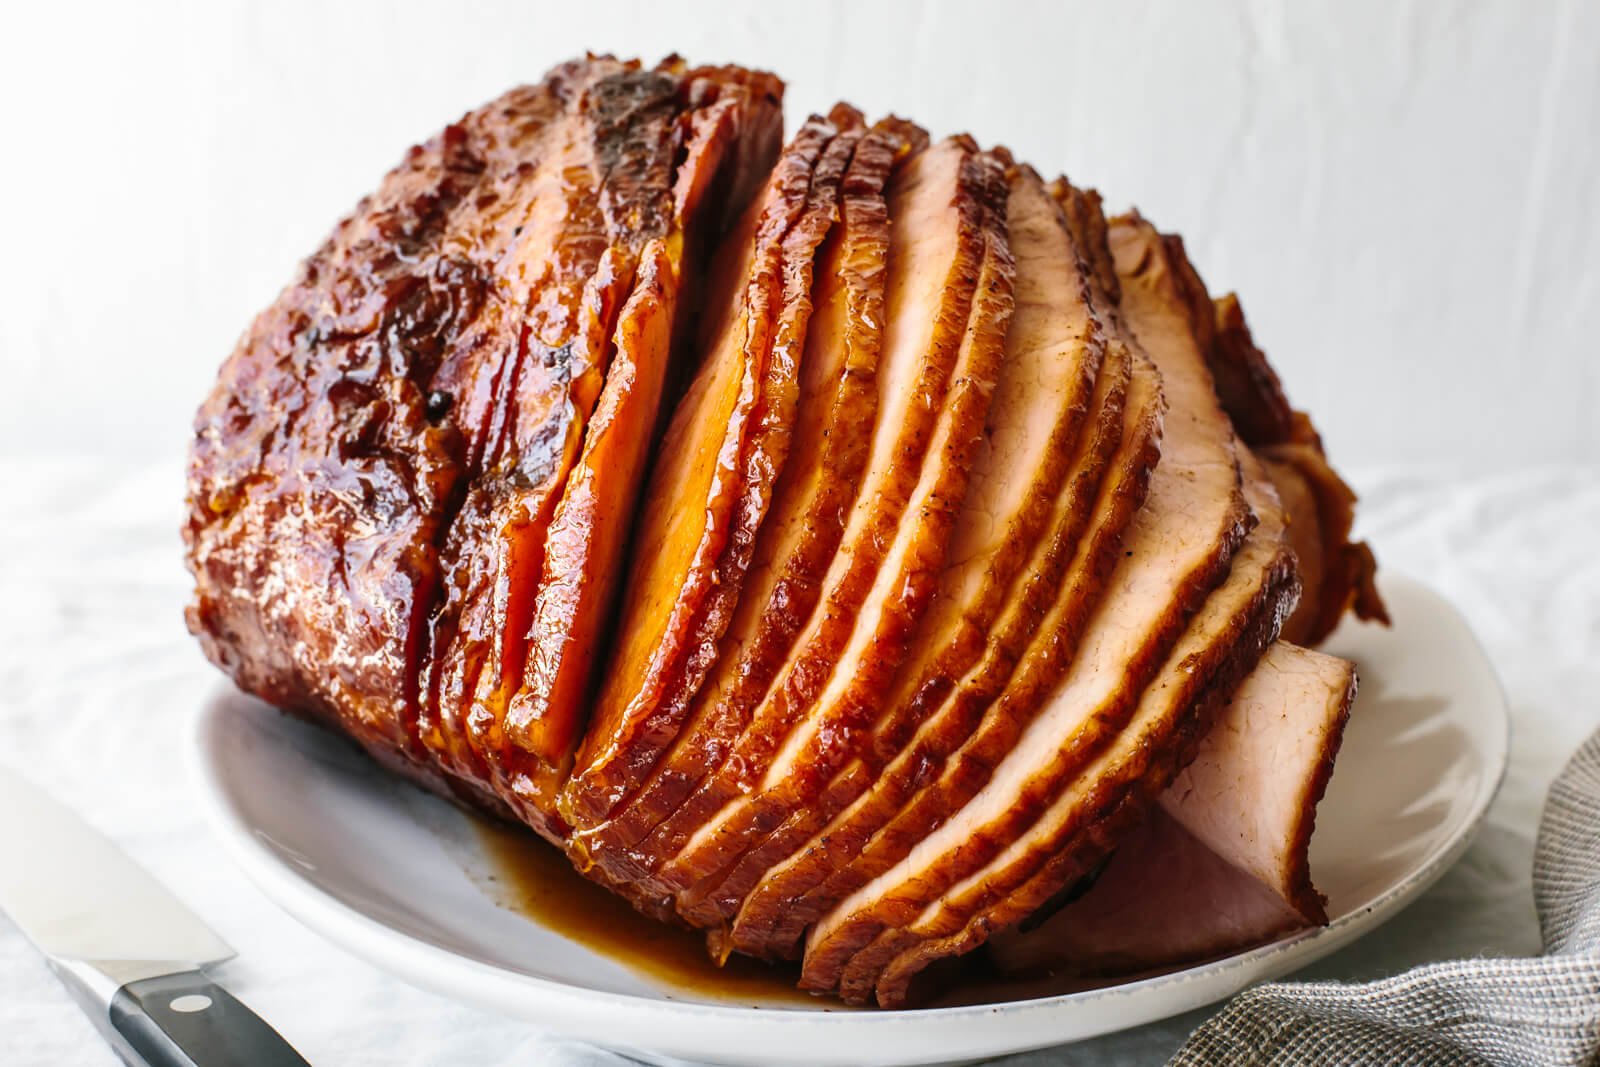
left=0, top=767, right=309, bottom=1066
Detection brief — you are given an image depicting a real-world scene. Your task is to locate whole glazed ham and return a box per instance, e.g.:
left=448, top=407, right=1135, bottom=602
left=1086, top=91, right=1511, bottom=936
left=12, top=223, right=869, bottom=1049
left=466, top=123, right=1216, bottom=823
left=186, top=55, right=1387, bottom=1007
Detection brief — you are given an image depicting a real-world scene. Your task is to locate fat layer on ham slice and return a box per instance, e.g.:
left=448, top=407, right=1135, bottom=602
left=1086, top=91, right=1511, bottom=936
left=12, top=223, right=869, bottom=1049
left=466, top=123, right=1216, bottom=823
left=568, top=117, right=923, bottom=867
left=561, top=110, right=858, bottom=832
left=588, top=138, right=1013, bottom=899
left=802, top=210, right=1260, bottom=1004
left=717, top=169, right=1139, bottom=957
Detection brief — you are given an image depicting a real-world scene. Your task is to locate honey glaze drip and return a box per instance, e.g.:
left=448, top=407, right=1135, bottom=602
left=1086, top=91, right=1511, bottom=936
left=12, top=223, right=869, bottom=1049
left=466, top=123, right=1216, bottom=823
left=469, top=819, right=820, bottom=1006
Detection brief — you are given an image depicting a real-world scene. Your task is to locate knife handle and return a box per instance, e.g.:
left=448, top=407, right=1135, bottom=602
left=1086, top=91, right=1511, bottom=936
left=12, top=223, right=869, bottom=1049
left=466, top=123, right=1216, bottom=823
left=108, top=971, right=309, bottom=1067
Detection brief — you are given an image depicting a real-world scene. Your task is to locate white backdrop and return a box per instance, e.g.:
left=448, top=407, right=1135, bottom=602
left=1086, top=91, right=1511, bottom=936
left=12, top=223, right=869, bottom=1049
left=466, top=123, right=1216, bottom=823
left=1, top=0, right=1595, bottom=471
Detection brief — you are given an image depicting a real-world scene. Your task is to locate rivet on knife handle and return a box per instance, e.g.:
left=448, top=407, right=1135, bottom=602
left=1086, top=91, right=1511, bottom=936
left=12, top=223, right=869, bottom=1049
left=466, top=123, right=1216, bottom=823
left=108, top=971, right=309, bottom=1067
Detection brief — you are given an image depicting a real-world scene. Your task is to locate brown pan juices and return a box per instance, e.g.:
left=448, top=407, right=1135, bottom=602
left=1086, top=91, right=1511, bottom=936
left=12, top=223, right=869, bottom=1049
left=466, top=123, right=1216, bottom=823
left=470, top=819, right=813, bottom=1005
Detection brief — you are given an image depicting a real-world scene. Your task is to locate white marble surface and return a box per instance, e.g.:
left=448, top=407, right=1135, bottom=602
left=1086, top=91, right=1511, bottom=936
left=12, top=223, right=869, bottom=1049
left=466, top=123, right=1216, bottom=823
left=2, top=458, right=1595, bottom=1065
left=2, top=0, right=1599, bottom=472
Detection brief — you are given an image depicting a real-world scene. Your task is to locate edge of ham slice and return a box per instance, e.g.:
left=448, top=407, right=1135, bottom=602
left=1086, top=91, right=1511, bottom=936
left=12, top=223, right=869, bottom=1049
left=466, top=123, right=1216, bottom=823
left=586, top=137, right=1011, bottom=899
left=568, top=117, right=924, bottom=867
left=800, top=206, right=1252, bottom=1002
left=722, top=171, right=1144, bottom=959
left=1162, top=639, right=1357, bottom=924
left=1206, top=293, right=1387, bottom=645
left=184, top=60, right=784, bottom=840
left=562, top=111, right=855, bottom=830
left=674, top=164, right=1106, bottom=936
left=503, top=83, right=765, bottom=782
left=989, top=639, right=1356, bottom=975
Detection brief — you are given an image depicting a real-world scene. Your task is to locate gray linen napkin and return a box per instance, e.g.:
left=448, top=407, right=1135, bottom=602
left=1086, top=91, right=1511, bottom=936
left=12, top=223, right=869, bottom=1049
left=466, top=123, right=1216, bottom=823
left=1168, top=727, right=1600, bottom=1067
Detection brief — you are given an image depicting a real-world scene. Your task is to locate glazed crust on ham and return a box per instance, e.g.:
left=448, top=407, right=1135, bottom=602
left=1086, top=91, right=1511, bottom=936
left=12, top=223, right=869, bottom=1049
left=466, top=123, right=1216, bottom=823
left=189, top=56, right=1384, bottom=1008
left=562, top=109, right=859, bottom=832
left=186, top=56, right=782, bottom=826
left=1206, top=293, right=1386, bottom=645
left=566, top=117, right=924, bottom=867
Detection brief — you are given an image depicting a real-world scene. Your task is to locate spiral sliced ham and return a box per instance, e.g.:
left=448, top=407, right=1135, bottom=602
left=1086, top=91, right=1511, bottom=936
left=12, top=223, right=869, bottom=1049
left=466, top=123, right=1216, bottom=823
left=799, top=213, right=1266, bottom=1003
left=578, top=136, right=1015, bottom=901
left=721, top=174, right=1152, bottom=960
left=661, top=165, right=1107, bottom=933
left=567, top=116, right=924, bottom=867
left=563, top=108, right=863, bottom=835
left=187, top=55, right=1385, bottom=1009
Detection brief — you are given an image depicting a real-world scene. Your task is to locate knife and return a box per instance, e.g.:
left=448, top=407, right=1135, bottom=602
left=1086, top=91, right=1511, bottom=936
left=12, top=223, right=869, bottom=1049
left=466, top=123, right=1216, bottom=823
left=0, top=767, right=309, bottom=1066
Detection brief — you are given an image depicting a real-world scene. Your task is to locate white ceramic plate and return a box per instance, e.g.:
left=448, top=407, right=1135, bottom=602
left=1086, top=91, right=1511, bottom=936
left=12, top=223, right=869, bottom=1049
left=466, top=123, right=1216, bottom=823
left=192, top=572, right=1508, bottom=1066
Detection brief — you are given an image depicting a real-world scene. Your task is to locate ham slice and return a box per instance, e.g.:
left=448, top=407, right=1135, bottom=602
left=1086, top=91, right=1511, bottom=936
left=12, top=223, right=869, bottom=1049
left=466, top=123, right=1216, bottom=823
left=985, top=806, right=1306, bottom=977
left=852, top=446, right=1295, bottom=1007
left=568, top=117, right=924, bottom=865
left=582, top=138, right=1013, bottom=898
left=501, top=81, right=776, bottom=791
left=988, top=639, right=1356, bottom=975
left=802, top=211, right=1261, bottom=1004
left=1161, top=639, right=1356, bottom=923
left=642, top=142, right=1016, bottom=908
left=423, top=62, right=684, bottom=803
left=562, top=110, right=860, bottom=833
left=716, top=168, right=1139, bottom=957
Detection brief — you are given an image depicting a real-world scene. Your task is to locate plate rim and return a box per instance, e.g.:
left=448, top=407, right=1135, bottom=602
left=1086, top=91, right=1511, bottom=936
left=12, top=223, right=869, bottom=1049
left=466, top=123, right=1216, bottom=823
left=188, top=570, right=1510, bottom=1053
